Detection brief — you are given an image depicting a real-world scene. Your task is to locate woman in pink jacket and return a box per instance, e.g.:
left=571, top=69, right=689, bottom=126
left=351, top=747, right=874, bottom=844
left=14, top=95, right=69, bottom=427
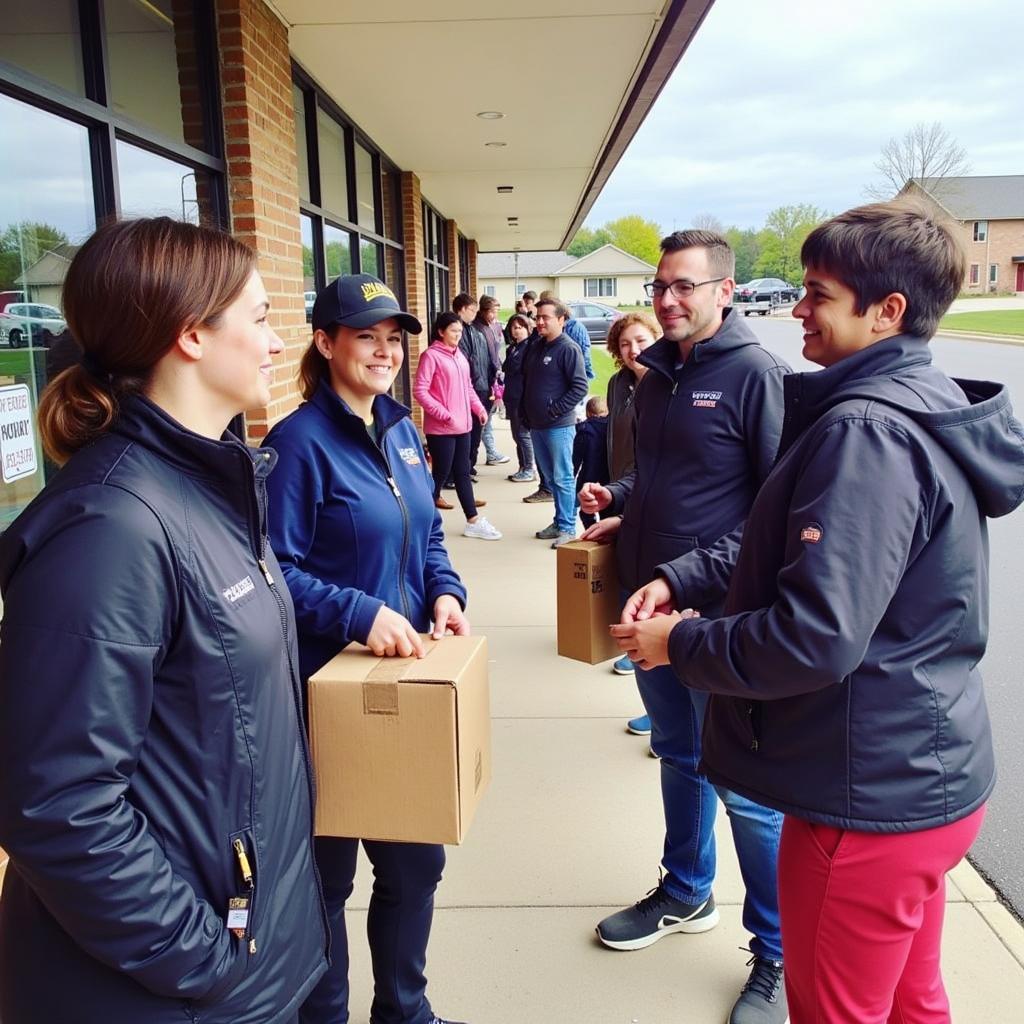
left=415, top=312, right=502, bottom=540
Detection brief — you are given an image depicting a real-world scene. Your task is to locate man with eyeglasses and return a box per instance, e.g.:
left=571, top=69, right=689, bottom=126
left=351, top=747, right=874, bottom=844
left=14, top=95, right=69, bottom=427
left=578, top=230, right=790, bottom=1024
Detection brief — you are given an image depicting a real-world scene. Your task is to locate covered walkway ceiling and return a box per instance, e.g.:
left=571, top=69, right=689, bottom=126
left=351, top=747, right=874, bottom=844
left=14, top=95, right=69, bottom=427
left=271, top=0, right=714, bottom=251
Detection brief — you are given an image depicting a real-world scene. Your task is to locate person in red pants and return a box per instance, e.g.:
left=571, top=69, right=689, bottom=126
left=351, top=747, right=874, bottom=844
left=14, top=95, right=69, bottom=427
left=613, top=197, right=1024, bottom=1022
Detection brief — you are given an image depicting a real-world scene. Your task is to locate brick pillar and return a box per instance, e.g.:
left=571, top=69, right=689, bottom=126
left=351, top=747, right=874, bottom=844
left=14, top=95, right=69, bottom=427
left=468, top=239, right=479, bottom=301
left=445, top=219, right=460, bottom=304
left=217, top=0, right=305, bottom=441
left=401, top=172, right=428, bottom=431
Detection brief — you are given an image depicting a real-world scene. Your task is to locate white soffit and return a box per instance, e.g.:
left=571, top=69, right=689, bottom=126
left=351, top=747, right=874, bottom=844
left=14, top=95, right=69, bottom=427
left=276, top=1, right=712, bottom=251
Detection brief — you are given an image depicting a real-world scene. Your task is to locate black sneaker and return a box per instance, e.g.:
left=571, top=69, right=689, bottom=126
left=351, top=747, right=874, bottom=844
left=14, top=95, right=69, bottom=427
left=729, top=953, right=788, bottom=1024
left=595, top=881, right=719, bottom=950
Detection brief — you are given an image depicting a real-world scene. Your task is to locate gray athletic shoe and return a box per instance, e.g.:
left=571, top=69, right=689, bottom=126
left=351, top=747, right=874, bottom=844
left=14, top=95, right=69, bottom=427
left=596, top=881, right=719, bottom=950
left=550, top=532, right=577, bottom=548
left=535, top=523, right=561, bottom=540
left=728, top=953, right=788, bottom=1024
left=523, top=488, right=554, bottom=503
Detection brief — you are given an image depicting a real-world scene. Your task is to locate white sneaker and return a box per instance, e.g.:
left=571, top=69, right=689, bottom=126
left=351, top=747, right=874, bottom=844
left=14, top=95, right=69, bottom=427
left=463, top=516, right=502, bottom=541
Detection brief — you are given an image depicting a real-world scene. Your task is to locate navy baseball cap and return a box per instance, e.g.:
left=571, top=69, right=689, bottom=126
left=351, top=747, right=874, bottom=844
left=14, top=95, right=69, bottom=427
left=311, top=274, right=422, bottom=334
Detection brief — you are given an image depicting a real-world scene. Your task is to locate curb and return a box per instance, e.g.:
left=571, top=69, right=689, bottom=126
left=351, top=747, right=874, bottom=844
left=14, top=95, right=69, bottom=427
left=934, top=329, right=1024, bottom=346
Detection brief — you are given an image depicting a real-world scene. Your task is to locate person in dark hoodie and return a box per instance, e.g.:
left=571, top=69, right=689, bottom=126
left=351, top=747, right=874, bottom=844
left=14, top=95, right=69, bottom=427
left=580, top=230, right=790, bottom=1024
left=0, top=218, right=328, bottom=1024
left=573, top=395, right=609, bottom=529
left=264, top=274, right=469, bottom=1024
left=613, top=199, right=1024, bottom=1023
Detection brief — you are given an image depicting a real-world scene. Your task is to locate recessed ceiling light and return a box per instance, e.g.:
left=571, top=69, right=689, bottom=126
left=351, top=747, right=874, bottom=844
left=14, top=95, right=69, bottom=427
left=497, top=185, right=514, bottom=194
left=485, top=141, right=507, bottom=148
left=477, top=111, right=505, bottom=120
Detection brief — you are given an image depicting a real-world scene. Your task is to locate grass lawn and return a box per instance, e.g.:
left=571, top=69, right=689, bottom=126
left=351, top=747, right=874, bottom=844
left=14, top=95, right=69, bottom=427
left=588, top=347, right=616, bottom=400
left=938, top=310, right=1024, bottom=337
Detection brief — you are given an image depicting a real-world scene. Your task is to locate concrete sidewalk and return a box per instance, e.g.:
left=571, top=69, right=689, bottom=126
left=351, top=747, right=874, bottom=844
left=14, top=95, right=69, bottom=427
left=344, top=418, right=1024, bottom=1023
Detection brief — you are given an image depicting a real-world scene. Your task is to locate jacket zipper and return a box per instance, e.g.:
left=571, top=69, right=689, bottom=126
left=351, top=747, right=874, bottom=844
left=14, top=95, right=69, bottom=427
left=367, top=426, right=413, bottom=622
left=245, top=451, right=331, bottom=961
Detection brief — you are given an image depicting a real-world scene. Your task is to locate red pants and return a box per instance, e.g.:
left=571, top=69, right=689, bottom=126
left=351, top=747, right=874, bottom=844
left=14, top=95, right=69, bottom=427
left=778, top=805, right=986, bottom=1023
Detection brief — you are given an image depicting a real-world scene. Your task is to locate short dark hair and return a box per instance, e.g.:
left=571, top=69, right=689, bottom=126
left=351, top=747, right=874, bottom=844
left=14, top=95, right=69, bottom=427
left=452, top=292, right=477, bottom=314
left=478, top=294, right=499, bottom=314
left=536, top=298, right=569, bottom=321
left=432, top=311, right=461, bottom=340
left=660, top=229, right=735, bottom=279
left=801, top=198, right=965, bottom=338
left=522, top=290, right=536, bottom=302
left=507, top=313, right=532, bottom=335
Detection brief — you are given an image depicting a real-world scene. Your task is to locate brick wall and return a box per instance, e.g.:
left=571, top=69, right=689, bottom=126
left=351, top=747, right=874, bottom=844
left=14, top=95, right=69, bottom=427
left=445, top=219, right=460, bottom=306
left=959, top=219, right=1024, bottom=293
left=401, top=172, right=428, bottom=429
left=468, top=239, right=479, bottom=300
left=217, top=0, right=306, bottom=440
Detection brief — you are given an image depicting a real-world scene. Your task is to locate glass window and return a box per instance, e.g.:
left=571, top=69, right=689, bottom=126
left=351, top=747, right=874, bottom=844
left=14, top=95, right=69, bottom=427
left=989, top=264, right=998, bottom=284
left=380, top=164, right=401, bottom=243
left=973, top=221, right=988, bottom=242
left=484, top=286, right=496, bottom=298
left=104, top=0, right=203, bottom=148
left=294, top=84, right=311, bottom=204
left=969, top=263, right=980, bottom=285
left=318, top=110, right=349, bottom=218
left=585, top=277, right=616, bottom=297
left=324, top=224, right=353, bottom=279
left=0, top=94, right=95, bottom=529
left=0, top=0, right=84, bottom=97
left=355, top=144, right=376, bottom=233
left=116, top=141, right=214, bottom=224
left=360, top=239, right=381, bottom=279
left=301, top=214, right=316, bottom=292
left=515, top=283, right=526, bottom=296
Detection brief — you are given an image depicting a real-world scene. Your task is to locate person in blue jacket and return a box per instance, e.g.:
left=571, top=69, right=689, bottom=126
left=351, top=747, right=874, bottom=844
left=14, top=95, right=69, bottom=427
left=614, top=199, right=1024, bottom=1023
left=264, top=274, right=469, bottom=1024
left=0, top=217, right=328, bottom=1024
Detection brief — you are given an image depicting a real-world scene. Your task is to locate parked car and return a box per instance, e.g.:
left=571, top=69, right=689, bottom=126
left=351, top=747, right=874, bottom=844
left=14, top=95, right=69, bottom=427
left=733, top=278, right=801, bottom=314
left=0, top=302, right=66, bottom=347
left=566, top=300, right=622, bottom=341
left=304, top=290, right=316, bottom=323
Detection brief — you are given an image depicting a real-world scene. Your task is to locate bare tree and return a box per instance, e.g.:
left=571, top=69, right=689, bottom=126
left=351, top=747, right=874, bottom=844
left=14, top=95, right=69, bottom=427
left=691, top=212, right=725, bottom=234
left=866, top=121, right=970, bottom=200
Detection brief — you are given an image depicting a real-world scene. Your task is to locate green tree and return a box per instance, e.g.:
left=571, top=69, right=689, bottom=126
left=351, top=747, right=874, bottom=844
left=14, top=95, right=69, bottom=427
left=566, top=226, right=611, bottom=258
left=603, top=214, right=662, bottom=266
left=723, top=227, right=762, bottom=284
left=752, top=204, right=828, bottom=282
left=0, top=221, right=69, bottom=290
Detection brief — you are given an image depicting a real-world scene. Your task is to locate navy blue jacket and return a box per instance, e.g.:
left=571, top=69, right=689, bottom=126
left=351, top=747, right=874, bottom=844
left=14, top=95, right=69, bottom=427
left=573, top=416, right=610, bottom=486
left=606, top=309, right=790, bottom=597
left=502, top=337, right=529, bottom=412
left=264, top=381, right=467, bottom=681
left=460, top=320, right=499, bottom=401
left=669, top=336, right=1024, bottom=832
left=0, top=396, right=327, bottom=1024
left=520, top=333, right=588, bottom=430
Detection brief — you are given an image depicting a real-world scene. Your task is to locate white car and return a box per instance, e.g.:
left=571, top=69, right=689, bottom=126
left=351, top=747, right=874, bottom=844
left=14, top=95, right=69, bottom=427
left=0, top=302, right=66, bottom=348
left=304, top=291, right=316, bottom=323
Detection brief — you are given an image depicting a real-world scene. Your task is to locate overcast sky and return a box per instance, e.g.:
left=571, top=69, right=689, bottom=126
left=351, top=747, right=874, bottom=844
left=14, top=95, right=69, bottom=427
left=586, top=0, right=1024, bottom=232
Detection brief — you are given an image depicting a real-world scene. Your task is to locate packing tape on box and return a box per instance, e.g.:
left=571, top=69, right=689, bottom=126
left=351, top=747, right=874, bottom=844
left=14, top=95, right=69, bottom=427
left=361, top=638, right=440, bottom=715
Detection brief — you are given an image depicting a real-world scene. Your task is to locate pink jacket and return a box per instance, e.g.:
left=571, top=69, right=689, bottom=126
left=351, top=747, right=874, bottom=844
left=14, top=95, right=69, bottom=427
left=413, top=341, right=486, bottom=435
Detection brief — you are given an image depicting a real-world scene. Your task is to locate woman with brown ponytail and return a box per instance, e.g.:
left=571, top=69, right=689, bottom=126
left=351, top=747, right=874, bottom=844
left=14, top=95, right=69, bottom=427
left=0, top=217, right=328, bottom=1024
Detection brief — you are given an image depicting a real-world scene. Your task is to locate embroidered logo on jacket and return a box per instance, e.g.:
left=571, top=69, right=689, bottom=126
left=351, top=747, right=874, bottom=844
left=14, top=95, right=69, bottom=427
left=800, top=523, right=823, bottom=544
left=692, top=390, right=723, bottom=408
left=222, top=576, right=256, bottom=603
left=398, top=446, right=421, bottom=466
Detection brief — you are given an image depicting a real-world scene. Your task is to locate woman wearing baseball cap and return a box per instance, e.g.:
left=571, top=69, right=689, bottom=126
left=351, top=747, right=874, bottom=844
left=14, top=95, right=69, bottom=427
left=264, top=273, right=470, bottom=1024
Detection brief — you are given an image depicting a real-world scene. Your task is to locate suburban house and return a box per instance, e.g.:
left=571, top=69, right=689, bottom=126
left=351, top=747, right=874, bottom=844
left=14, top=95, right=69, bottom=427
left=901, top=175, right=1024, bottom=293
left=478, top=244, right=656, bottom=307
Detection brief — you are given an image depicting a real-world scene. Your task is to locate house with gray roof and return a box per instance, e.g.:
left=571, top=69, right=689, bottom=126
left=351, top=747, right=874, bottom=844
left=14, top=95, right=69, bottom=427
left=477, top=244, right=656, bottom=307
left=901, top=175, right=1024, bottom=293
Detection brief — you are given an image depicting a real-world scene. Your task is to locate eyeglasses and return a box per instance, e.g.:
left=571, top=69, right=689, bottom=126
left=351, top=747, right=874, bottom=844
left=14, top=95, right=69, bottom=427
left=643, top=277, right=725, bottom=299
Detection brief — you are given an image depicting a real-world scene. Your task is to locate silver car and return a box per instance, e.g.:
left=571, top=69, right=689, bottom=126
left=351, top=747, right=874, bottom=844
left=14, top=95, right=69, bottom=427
left=0, top=302, right=67, bottom=347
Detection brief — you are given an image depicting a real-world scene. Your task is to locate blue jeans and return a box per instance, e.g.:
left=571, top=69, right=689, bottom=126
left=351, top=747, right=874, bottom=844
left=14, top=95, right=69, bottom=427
left=300, top=836, right=445, bottom=1024
left=531, top=425, right=577, bottom=533
left=634, top=662, right=783, bottom=961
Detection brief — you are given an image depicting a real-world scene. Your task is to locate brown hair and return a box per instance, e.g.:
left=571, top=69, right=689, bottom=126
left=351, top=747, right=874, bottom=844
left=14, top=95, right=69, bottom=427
left=38, top=217, right=256, bottom=464
left=506, top=313, right=532, bottom=336
left=586, top=396, right=608, bottom=417
left=299, top=325, right=339, bottom=401
left=478, top=294, right=499, bottom=314
left=800, top=198, right=965, bottom=338
left=606, top=311, right=660, bottom=367
left=452, top=292, right=476, bottom=314
left=660, top=229, right=735, bottom=280
left=535, top=298, right=569, bottom=321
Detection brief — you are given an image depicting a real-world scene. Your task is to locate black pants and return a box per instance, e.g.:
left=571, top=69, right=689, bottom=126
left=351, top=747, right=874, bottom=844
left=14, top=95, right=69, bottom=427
left=426, top=432, right=476, bottom=519
left=468, top=394, right=492, bottom=467
left=299, top=836, right=445, bottom=1024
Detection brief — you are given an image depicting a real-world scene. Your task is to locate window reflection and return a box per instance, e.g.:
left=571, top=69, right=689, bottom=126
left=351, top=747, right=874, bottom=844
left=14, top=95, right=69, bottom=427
left=104, top=0, right=202, bottom=148
left=0, top=0, right=84, bottom=96
left=0, top=94, right=95, bottom=529
left=116, top=141, right=213, bottom=224
left=355, top=144, right=376, bottom=232
left=360, top=240, right=381, bottom=279
left=294, top=84, right=311, bottom=203
left=324, top=225, right=353, bottom=279
left=318, top=110, right=349, bottom=218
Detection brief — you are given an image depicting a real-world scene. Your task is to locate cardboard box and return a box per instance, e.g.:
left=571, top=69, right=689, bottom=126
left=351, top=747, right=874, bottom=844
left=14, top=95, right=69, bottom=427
left=556, top=540, right=621, bottom=664
left=308, top=635, right=491, bottom=845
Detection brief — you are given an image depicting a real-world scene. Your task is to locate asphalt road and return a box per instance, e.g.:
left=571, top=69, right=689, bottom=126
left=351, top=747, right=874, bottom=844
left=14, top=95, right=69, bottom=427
left=744, top=314, right=1024, bottom=918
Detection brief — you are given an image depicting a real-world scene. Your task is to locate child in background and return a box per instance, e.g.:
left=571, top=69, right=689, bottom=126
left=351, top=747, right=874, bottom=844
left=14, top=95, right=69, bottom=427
left=573, top=396, right=610, bottom=529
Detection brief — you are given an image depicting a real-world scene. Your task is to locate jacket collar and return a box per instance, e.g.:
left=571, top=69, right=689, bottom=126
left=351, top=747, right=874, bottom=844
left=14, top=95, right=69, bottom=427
left=113, top=394, right=274, bottom=488
left=778, top=334, right=933, bottom=453
left=638, top=307, right=760, bottom=381
left=310, top=377, right=411, bottom=435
